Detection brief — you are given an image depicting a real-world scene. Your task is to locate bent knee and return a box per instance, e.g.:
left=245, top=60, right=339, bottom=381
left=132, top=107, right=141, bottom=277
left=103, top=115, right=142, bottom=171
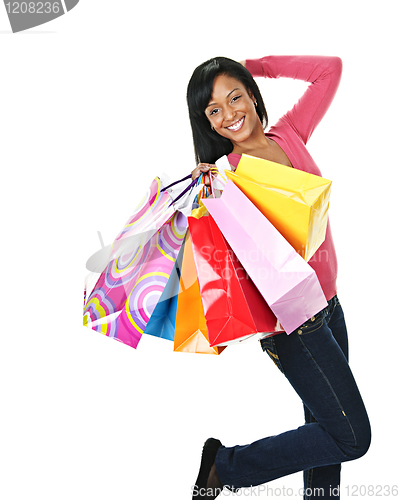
left=343, top=420, right=371, bottom=461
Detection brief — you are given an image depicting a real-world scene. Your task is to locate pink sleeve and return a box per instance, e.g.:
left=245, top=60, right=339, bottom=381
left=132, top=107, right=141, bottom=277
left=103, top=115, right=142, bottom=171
left=245, top=55, right=343, bottom=144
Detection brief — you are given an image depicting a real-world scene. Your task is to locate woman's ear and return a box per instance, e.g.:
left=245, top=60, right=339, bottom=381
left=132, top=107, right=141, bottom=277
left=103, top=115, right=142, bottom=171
left=247, top=88, right=256, bottom=104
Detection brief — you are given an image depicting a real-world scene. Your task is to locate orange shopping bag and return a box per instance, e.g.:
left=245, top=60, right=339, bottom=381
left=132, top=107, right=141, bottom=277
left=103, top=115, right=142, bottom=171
left=173, top=233, right=226, bottom=355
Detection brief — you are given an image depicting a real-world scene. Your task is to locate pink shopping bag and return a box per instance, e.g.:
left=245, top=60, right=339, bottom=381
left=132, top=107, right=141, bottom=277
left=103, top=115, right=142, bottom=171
left=203, top=181, right=327, bottom=334
left=83, top=177, right=187, bottom=349
left=189, top=215, right=283, bottom=346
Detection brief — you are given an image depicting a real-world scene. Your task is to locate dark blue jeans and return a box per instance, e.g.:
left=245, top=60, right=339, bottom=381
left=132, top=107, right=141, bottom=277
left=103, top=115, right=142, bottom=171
left=214, top=296, right=371, bottom=499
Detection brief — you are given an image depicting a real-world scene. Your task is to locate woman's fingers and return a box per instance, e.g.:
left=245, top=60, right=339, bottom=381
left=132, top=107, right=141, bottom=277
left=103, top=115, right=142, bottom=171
left=191, top=163, right=216, bottom=181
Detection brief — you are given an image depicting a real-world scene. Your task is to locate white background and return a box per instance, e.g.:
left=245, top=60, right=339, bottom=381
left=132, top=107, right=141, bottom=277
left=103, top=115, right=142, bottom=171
left=1, top=1, right=399, bottom=498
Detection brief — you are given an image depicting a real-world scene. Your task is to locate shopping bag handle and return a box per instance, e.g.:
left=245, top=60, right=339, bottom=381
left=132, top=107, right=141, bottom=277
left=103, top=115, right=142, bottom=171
left=160, top=174, right=193, bottom=192
left=163, top=169, right=220, bottom=208
left=168, top=177, right=199, bottom=207
left=159, top=173, right=198, bottom=208
left=196, top=170, right=218, bottom=200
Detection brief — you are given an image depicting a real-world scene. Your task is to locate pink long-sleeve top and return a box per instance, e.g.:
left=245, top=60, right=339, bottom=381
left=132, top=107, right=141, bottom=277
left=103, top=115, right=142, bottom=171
left=228, top=56, right=343, bottom=301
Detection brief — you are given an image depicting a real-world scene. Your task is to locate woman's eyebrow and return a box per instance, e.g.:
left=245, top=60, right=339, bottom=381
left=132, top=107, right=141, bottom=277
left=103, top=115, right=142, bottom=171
left=206, top=88, right=240, bottom=108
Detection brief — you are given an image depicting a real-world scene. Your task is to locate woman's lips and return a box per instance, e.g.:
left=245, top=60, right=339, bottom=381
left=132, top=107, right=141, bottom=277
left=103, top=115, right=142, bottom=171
left=226, top=116, right=244, bottom=132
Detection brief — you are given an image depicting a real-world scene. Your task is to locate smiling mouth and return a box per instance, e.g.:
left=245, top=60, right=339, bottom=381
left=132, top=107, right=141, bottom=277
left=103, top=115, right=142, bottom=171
left=226, top=117, right=244, bottom=132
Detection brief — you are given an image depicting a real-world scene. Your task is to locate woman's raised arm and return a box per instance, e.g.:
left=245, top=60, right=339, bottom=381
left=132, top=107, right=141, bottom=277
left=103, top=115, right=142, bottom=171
left=245, top=55, right=343, bottom=144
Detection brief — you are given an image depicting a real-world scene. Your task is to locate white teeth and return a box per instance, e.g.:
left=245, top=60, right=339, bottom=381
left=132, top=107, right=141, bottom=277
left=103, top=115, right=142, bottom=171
left=227, top=117, right=244, bottom=131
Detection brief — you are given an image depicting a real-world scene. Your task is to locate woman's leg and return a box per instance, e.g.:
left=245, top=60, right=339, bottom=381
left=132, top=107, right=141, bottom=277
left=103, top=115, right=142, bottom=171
left=303, top=297, right=349, bottom=499
left=303, top=406, right=342, bottom=499
left=214, top=297, right=371, bottom=496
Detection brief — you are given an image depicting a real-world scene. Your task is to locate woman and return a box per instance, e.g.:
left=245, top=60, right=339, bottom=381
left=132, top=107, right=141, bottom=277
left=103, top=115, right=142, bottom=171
left=188, top=56, right=371, bottom=499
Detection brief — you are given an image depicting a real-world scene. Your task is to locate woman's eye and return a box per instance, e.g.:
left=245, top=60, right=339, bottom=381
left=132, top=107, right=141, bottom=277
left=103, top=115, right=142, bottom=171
left=231, top=95, right=241, bottom=103
left=209, top=108, right=219, bottom=116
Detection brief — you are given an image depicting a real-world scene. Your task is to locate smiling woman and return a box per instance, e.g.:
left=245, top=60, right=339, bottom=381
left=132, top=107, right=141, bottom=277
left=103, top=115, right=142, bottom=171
left=206, top=74, right=294, bottom=167
left=187, top=55, right=371, bottom=500
left=205, top=75, right=260, bottom=143
left=187, top=57, right=268, bottom=165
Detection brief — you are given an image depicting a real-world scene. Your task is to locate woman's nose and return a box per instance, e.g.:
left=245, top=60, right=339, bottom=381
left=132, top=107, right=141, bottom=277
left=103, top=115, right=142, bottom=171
left=223, top=107, right=235, bottom=121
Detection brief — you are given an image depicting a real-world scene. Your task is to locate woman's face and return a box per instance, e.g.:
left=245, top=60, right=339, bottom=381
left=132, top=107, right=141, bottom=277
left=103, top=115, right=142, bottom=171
left=205, top=74, right=261, bottom=145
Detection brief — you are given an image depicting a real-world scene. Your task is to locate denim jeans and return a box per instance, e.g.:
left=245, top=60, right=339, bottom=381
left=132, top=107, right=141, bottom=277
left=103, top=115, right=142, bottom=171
left=214, top=296, right=371, bottom=499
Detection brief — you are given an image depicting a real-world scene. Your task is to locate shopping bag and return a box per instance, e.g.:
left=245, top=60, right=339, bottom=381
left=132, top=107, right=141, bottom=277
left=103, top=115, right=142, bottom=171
left=159, top=172, right=204, bottom=217
left=203, top=180, right=328, bottom=334
left=83, top=177, right=187, bottom=349
left=189, top=215, right=283, bottom=346
left=143, top=237, right=185, bottom=341
left=173, top=232, right=226, bottom=355
left=225, top=154, right=332, bottom=261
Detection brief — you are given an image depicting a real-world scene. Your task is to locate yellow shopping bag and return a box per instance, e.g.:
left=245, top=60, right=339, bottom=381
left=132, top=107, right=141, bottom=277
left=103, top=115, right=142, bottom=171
left=225, top=154, right=332, bottom=261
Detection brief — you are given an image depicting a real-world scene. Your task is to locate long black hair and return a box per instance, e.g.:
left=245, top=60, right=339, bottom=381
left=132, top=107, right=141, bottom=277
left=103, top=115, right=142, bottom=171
left=186, top=57, right=268, bottom=164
